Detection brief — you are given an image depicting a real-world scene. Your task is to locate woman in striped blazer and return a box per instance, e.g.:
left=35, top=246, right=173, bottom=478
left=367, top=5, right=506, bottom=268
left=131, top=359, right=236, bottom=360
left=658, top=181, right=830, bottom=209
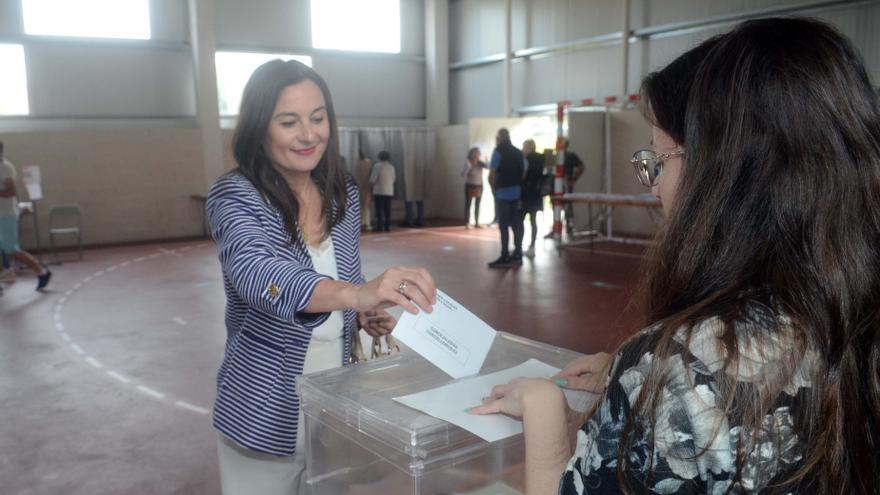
left=207, top=59, right=436, bottom=494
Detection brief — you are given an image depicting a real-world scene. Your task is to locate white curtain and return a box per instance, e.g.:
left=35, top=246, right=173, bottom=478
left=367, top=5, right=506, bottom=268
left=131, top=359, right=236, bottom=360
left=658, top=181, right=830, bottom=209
left=356, top=127, right=435, bottom=201
left=358, top=128, right=405, bottom=199
left=401, top=128, right=436, bottom=201
left=337, top=127, right=360, bottom=176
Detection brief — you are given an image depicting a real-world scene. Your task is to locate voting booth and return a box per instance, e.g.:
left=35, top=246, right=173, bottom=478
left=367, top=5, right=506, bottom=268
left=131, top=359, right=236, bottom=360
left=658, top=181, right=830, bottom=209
left=297, top=332, right=585, bottom=495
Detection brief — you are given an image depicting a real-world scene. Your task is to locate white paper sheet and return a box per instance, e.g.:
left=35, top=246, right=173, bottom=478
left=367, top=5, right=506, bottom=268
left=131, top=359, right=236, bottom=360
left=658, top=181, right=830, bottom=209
left=393, top=289, right=496, bottom=379
left=393, top=359, right=574, bottom=443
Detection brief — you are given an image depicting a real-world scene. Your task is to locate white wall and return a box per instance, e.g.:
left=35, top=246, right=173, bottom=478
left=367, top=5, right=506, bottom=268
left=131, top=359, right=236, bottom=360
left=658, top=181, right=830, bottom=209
left=7, top=128, right=206, bottom=249
left=428, top=124, right=468, bottom=220
left=449, top=0, right=880, bottom=123
left=215, top=0, right=427, bottom=121
left=0, top=0, right=195, bottom=120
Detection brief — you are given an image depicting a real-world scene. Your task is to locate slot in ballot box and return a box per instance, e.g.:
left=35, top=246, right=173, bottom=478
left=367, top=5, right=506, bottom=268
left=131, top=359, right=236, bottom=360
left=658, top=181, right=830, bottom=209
left=296, top=331, right=584, bottom=495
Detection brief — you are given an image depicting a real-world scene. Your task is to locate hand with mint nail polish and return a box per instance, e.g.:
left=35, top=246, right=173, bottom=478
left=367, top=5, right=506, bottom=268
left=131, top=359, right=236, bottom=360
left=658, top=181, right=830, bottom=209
left=552, top=352, right=613, bottom=394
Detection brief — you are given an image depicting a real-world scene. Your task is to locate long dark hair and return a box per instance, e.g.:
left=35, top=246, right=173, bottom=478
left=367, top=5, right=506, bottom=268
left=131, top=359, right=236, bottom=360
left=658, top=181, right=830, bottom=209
left=232, top=59, right=348, bottom=244
left=621, top=17, right=880, bottom=494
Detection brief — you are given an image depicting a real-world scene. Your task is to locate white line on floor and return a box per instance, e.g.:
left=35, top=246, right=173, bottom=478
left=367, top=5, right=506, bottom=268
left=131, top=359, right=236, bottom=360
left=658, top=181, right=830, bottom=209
left=55, top=322, right=64, bottom=332
left=54, top=305, right=62, bottom=312
left=133, top=257, right=145, bottom=263
left=73, top=283, right=82, bottom=290
left=85, top=357, right=103, bottom=368
left=53, top=313, right=61, bottom=322
left=159, top=248, right=182, bottom=257
left=65, top=290, right=73, bottom=297
left=107, top=370, right=131, bottom=384
left=148, top=253, right=161, bottom=259
left=83, top=276, right=93, bottom=283
left=106, top=266, right=117, bottom=272
left=60, top=333, right=70, bottom=342
left=137, top=385, right=165, bottom=399
left=175, top=401, right=210, bottom=415
left=58, top=297, right=66, bottom=304
left=172, top=317, right=187, bottom=326
left=70, top=344, right=84, bottom=355
left=119, top=261, right=131, bottom=267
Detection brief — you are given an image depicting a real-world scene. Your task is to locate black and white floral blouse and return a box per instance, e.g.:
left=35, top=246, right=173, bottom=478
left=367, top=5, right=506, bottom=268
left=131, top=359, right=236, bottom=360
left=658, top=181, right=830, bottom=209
left=559, top=311, right=813, bottom=494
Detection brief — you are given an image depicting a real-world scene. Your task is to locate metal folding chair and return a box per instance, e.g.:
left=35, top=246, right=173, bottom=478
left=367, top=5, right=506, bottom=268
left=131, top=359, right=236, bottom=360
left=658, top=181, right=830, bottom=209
left=48, top=203, right=83, bottom=263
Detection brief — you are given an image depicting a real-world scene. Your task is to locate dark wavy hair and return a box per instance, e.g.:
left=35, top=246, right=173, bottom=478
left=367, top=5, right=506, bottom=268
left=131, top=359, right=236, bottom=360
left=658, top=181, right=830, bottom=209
left=231, top=59, right=348, bottom=245
left=620, top=17, right=880, bottom=494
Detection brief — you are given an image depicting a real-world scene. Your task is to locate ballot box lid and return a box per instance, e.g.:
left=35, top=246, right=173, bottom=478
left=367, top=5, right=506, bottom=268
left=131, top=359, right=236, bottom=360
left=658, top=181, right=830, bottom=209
left=296, top=331, right=582, bottom=474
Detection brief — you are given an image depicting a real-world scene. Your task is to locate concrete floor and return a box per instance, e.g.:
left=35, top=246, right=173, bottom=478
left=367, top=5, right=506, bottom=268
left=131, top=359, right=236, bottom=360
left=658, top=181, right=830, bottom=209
left=0, top=222, right=645, bottom=494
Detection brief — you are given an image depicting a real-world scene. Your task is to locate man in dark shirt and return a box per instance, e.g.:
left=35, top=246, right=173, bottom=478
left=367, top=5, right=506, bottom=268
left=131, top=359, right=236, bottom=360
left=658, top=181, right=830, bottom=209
left=487, top=129, right=525, bottom=268
left=546, top=139, right=584, bottom=237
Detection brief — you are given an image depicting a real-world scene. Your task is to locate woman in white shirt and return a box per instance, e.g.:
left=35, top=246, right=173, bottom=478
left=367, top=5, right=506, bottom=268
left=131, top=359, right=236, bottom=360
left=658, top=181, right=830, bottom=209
left=461, top=147, right=486, bottom=228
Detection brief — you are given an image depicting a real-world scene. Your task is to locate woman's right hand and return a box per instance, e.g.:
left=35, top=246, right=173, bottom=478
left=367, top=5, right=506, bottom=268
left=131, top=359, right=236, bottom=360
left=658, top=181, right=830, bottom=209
left=350, top=266, right=436, bottom=315
left=552, top=352, right=613, bottom=394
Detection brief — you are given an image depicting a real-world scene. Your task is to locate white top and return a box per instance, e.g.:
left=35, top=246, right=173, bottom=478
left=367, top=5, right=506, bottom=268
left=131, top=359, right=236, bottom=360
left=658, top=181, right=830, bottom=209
left=369, top=161, right=396, bottom=196
left=0, top=159, right=18, bottom=218
left=303, top=236, right=345, bottom=374
left=461, top=160, right=485, bottom=186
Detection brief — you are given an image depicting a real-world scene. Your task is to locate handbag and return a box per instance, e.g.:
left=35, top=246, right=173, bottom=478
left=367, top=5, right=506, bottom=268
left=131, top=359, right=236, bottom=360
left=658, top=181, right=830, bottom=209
left=540, top=173, right=555, bottom=197
left=350, top=331, right=401, bottom=364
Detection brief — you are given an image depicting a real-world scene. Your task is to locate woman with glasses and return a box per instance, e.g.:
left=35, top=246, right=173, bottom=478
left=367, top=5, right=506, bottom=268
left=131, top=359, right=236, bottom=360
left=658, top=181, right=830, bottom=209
left=471, top=17, right=880, bottom=494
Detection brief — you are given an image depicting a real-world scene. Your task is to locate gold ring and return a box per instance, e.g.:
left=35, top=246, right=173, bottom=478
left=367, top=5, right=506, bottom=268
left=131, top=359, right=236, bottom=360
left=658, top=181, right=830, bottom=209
left=398, top=280, right=408, bottom=296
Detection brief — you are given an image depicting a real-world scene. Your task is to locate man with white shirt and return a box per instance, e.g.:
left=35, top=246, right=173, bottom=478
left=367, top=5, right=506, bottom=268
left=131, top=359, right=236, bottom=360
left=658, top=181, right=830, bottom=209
left=0, top=141, right=51, bottom=291
left=369, top=150, right=396, bottom=232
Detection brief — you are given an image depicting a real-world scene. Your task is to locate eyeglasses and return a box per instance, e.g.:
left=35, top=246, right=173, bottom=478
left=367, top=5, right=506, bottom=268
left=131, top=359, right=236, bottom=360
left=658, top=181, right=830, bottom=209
left=630, top=148, right=685, bottom=188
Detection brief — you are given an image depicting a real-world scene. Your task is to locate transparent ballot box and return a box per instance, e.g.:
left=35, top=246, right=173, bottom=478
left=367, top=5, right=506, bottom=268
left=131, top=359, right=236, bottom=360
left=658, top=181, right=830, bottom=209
left=296, top=332, right=582, bottom=495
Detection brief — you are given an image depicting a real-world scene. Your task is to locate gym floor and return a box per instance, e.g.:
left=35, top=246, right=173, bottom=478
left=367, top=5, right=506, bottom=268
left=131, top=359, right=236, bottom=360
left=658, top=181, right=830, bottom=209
left=1, top=222, right=646, bottom=494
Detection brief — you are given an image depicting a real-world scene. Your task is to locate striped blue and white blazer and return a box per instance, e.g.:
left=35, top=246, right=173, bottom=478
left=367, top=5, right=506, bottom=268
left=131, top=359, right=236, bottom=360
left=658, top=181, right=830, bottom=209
left=207, top=172, right=365, bottom=456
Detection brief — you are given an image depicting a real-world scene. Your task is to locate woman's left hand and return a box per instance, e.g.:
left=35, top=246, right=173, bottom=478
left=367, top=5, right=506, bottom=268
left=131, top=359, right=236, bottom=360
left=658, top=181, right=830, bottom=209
left=358, top=310, right=397, bottom=337
left=467, top=377, right=562, bottom=419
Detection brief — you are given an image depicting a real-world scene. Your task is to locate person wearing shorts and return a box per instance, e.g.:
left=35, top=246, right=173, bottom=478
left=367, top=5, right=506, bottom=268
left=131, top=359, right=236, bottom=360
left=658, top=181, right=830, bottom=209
left=0, top=141, right=50, bottom=291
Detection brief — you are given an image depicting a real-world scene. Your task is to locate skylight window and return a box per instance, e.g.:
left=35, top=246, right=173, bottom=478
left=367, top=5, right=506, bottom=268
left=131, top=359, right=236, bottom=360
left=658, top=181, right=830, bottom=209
left=311, top=0, right=400, bottom=53
left=216, top=52, right=313, bottom=116
left=0, top=45, right=29, bottom=116
left=22, top=0, right=151, bottom=40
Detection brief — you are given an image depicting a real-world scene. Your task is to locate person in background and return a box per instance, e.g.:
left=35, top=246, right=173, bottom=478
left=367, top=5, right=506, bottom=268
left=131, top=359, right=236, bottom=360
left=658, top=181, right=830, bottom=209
left=355, top=150, right=372, bottom=231
left=471, top=17, right=880, bottom=494
left=487, top=128, right=525, bottom=268
left=545, top=139, right=584, bottom=237
left=0, top=250, right=14, bottom=286
left=207, top=59, right=436, bottom=495
left=370, top=150, right=396, bottom=232
left=0, top=141, right=50, bottom=291
left=520, top=139, right=544, bottom=257
left=462, top=147, right=486, bottom=228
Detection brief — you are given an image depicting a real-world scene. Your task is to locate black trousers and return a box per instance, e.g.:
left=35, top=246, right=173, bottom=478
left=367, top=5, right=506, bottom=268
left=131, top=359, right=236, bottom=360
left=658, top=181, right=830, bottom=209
left=374, top=195, right=392, bottom=231
left=496, top=199, right=523, bottom=258
left=465, top=185, right=482, bottom=224
left=521, top=202, right=540, bottom=248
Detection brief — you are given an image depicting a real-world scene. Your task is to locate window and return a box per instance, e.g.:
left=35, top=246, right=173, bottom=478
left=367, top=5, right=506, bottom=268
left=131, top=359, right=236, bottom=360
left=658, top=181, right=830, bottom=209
left=311, top=0, right=400, bottom=53
left=216, top=52, right=313, bottom=116
left=22, top=0, right=151, bottom=40
left=0, top=45, right=29, bottom=116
